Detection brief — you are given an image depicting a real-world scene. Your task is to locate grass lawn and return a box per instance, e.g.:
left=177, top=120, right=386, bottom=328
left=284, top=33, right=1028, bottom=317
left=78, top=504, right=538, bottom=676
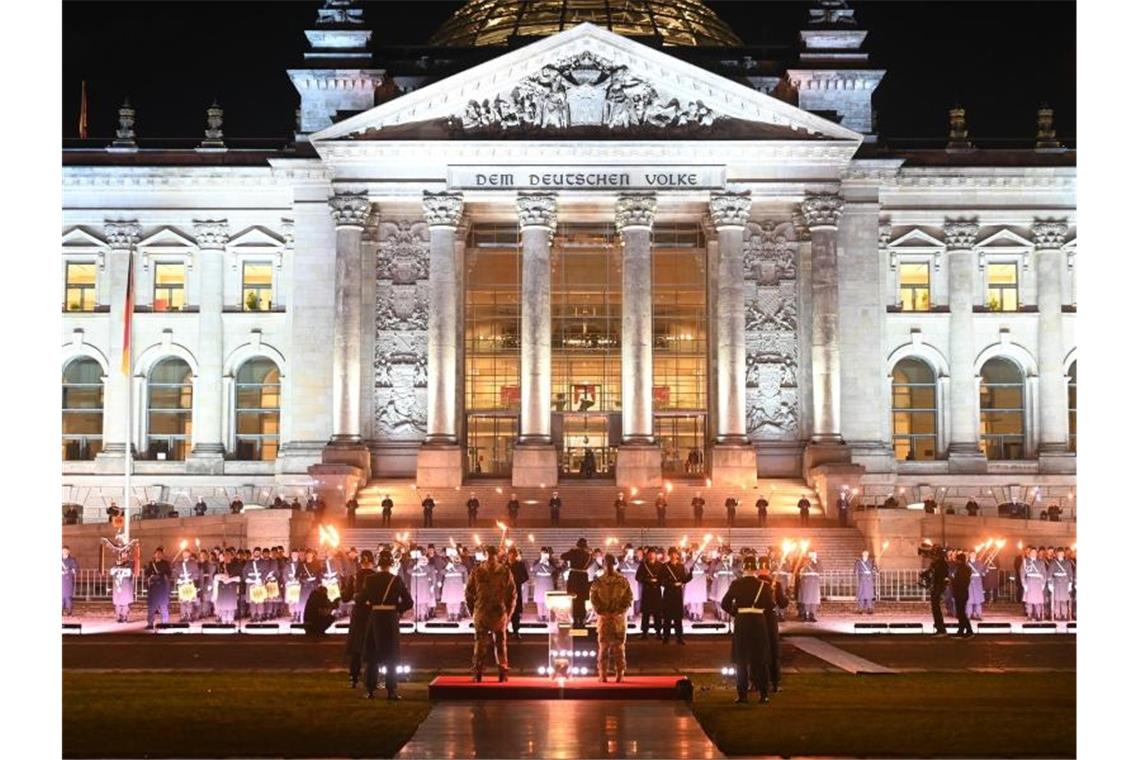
left=689, top=672, right=1075, bottom=758
left=63, top=672, right=432, bottom=758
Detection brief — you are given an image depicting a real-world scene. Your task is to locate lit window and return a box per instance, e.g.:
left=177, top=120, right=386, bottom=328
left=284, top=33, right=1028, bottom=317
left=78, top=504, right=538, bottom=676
left=65, top=262, right=97, bottom=312
left=242, top=263, right=273, bottom=311
left=147, top=358, right=193, bottom=461
left=979, top=357, right=1025, bottom=460
left=62, top=358, right=103, bottom=460
left=898, top=263, right=930, bottom=311
left=986, top=263, right=1019, bottom=312
left=234, top=358, right=280, bottom=461
left=891, top=358, right=937, bottom=461
left=153, top=263, right=186, bottom=311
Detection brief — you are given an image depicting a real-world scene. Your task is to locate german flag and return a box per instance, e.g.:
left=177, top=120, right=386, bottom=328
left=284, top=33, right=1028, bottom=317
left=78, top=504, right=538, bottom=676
left=121, top=251, right=133, bottom=375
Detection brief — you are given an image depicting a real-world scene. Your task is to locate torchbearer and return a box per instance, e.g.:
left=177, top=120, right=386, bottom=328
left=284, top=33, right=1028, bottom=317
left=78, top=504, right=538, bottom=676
left=466, top=493, right=480, bottom=527
left=297, top=549, right=321, bottom=623
left=144, top=546, right=172, bottom=629
left=465, top=545, right=516, bottom=683
left=724, top=496, right=738, bottom=527
left=797, top=497, right=811, bottom=525
left=618, top=544, right=641, bottom=620
left=421, top=493, right=435, bottom=528
left=590, top=554, right=633, bottom=683
left=1020, top=548, right=1047, bottom=620
left=710, top=547, right=738, bottom=622
left=636, top=548, right=664, bottom=639
left=507, top=493, right=520, bottom=527
left=360, top=549, right=414, bottom=700
left=549, top=491, right=562, bottom=526
left=440, top=549, right=469, bottom=621
left=720, top=555, right=773, bottom=704
left=197, top=549, right=215, bottom=619
left=530, top=548, right=556, bottom=621
left=62, top=546, right=78, bottom=617
left=381, top=494, right=394, bottom=527
left=655, top=492, right=668, bottom=527
left=797, top=550, right=822, bottom=622
left=854, top=550, right=877, bottom=614
left=661, top=548, right=692, bottom=643
left=561, top=538, right=593, bottom=629
left=614, top=492, right=628, bottom=527
left=507, top=546, right=529, bottom=640
left=966, top=551, right=987, bottom=620
left=755, top=496, right=769, bottom=527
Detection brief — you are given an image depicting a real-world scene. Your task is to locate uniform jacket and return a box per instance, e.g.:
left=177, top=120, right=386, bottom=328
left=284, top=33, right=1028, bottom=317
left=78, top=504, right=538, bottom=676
left=464, top=560, right=517, bottom=630
left=590, top=572, right=633, bottom=643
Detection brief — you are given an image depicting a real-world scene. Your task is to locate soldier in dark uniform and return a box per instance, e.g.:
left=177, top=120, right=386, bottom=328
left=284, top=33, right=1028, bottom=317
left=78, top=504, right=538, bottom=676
left=193, top=498, right=208, bottom=516
left=346, top=550, right=378, bottom=688
left=62, top=546, right=78, bottom=616
left=561, top=538, right=592, bottom=628
left=720, top=555, right=774, bottom=704
left=507, top=493, right=520, bottom=527
left=230, top=498, right=244, bottom=515
left=660, top=548, right=692, bottom=644
left=345, top=498, right=359, bottom=527
left=925, top=546, right=950, bottom=636
left=691, top=492, right=705, bottom=526
left=965, top=499, right=980, bottom=516
left=466, top=493, right=480, bottom=527
left=507, top=546, right=529, bottom=640
left=655, top=493, right=668, bottom=527
left=549, top=491, right=562, bottom=526
left=951, top=552, right=974, bottom=637
left=724, top=496, right=737, bottom=527
left=106, top=501, right=122, bottom=523
left=837, top=491, right=850, bottom=527
left=304, top=585, right=336, bottom=636
left=636, top=548, right=664, bottom=640
left=359, top=549, right=415, bottom=699
left=144, top=547, right=172, bottom=629
left=421, top=494, right=435, bottom=527
left=614, top=492, right=628, bottom=527
left=381, top=494, right=394, bottom=527
left=797, top=497, right=811, bottom=525
left=755, top=497, right=769, bottom=527
left=197, top=549, right=215, bottom=619
left=757, top=558, right=789, bottom=692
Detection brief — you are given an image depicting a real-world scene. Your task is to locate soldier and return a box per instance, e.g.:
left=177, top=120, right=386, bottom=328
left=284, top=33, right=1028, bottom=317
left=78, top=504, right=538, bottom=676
left=193, top=498, right=208, bottom=517
left=380, top=494, right=394, bottom=527
left=797, top=550, right=822, bottom=622
left=110, top=548, right=134, bottom=623
left=358, top=549, right=414, bottom=700
left=197, top=549, right=215, bottom=619
left=62, top=546, right=78, bottom=616
left=345, top=550, right=378, bottom=689
left=654, top=493, right=668, bottom=527
left=440, top=549, right=469, bottom=621
left=724, top=496, right=737, bottom=527
left=660, top=548, right=692, bottom=644
left=751, top=496, right=767, bottom=527
left=636, top=548, right=664, bottom=640
left=213, top=548, right=241, bottom=625
left=771, top=554, right=792, bottom=621
left=409, top=551, right=438, bottom=621
left=174, top=547, right=200, bottom=622
left=710, top=547, right=738, bottom=622
left=614, top=492, right=628, bottom=527
left=691, top=492, right=705, bottom=526
left=507, top=546, right=529, bottom=640
left=549, top=491, right=562, bottom=526
left=965, top=499, right=980, bottom=517
left=590, top=554, right=634, bottom=682
left=106, top=500, right=122, bottom=523
left=684, top=549, right=709, bottom=621
left=1049, top=548, right=1074, bottom=621
left=561, top=538, right=593, bottom=629
left=837, top=490, right=851, bottom=527
left=951, top=552, right=974, bottom=638
left=964, top=550, right=987, bottom=620
left=854, top=550, right=877, bottom=614
left=303, top=585, right=336, bottom=636
left=345, top=498, right=359, bottom=528
left=531, top=547, right=556, bottom=621
left=230, top=498, right=244, bottom=515
left=243, top=547, right=268, bottom=622
left=466, top=493, right=480, bottom=527
left=421, top=493, right=435, bottom=527
left=618, top=544, right=641, bottom=621
left=757, top=558, right=789, bottom=692
left=296, top=549, right=321, bottom=623
left=1020, top=547, right=1047, bottom=620
left=507, top=493, right=520, bottom=527
left=144, top=546, right=172, bottom=630
left=465, top=545, right=517, bottom=682
left=720, top=555, right=773, bottom=704
left=1040, top=546, right=1056, bottom=618
left=797, top=497, right=811, bottom=525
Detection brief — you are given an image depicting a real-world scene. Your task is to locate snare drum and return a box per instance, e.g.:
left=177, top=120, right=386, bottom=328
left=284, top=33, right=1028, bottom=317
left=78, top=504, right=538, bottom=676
left=265, top=580, right=280, bottom=600
left=285, top=581, right=301, bottom=605
left=249, top=583, right=268, bottom=605
left=323, top=579, right=341, bottom=603
left=177, top=582, right=198, bottom=603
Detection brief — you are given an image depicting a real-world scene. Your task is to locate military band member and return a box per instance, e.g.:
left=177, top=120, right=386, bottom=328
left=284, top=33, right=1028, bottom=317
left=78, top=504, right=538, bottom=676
left=359, top=550, right=415, bottom=700
left=590, top=554, right=633, bottom=683
left=561, top=538, right=593, bottom=629
left=661, top=548, right=692, bottom=644
left=507, top=546, right=529, bottom=640
left=409, top=552, right=437, bottom=621
left=710, top=548, right=738, bottom=622
left=797, top=551, right=822, bottom=622
left=243, top=547, right=268, bottom=622
left=62, top=546, right=78, bottom=616
left=507, top=494, right=520, bottom=527
left=197, top=549, right=215, bottom=619
left=175, top=548, right=200, bottom=622
left=346, top=550, right=378, bottom=688
left=213, top=549, right=241, bottom=625
left=320, top=551, right=343, bottom=612
left=549, top=491, right=562, bottom=526
left=144, top=547, right=172, bottom=629
left=380, top=494, right=394, bottom=527
left=636, top=548, right=664, bottom=639
left=755, top=497, right=769, bottom=527
left=966, top=551, right=987, bottom=620
left=614, top=492, right=628, bottom=526
left=1020, top=548, right=1047, bottom=620
left=421, top=494, right=435, bottom=527
left=724, top=496, right=737, bottom=526
left=531, top=548, right=556, bottom=621
left=1040, top=547, right=1056, bottom=618
left=465, top=545, right=517, bottom=682
left=951, top=553, right=974, bottom=637
left=1049, top=549, right=1074, bottom=621
left=854, top=550, right=877, bottom=614
left=618, top=545, right=641, bottom=620
left=691, top=492, right=705, bottom=526
left=720, top=555, right=773, bottom=704
left=110, top=550, right=134, bottom=623
left=296, top=549, right=321, bottom=622
left=440, top=550, right=469, bottom=621
left=466, top=493, right=480, bottom=527
left=683, top=551, right=709, bottom=621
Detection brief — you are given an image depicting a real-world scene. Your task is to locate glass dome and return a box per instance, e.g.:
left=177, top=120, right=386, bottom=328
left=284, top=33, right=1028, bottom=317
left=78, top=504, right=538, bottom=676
left=430, top=0, right=743, bottom=48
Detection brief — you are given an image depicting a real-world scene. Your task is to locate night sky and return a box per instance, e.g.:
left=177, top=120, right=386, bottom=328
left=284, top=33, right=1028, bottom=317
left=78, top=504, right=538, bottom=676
left=61, top=1, right=1076, bottom=143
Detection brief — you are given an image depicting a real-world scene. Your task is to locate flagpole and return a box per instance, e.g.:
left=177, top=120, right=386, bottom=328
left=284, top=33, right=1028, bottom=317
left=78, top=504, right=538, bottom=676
left=122, top=248, right=134, bottom=544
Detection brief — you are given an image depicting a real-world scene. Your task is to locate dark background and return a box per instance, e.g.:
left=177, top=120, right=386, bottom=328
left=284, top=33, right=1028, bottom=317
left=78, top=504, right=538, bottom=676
left=61, top=1, right=1076, bottom=143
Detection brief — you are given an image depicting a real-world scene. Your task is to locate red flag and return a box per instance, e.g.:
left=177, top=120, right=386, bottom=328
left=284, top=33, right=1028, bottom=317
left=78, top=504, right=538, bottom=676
left=79, top=80, right=88, bottom=139
left=121, top=252, right=133, bottom=375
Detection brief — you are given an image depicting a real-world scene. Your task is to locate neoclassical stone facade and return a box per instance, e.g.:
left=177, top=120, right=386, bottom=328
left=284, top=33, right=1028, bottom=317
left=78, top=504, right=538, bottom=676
left=61, top=1, right=1075, bottom=518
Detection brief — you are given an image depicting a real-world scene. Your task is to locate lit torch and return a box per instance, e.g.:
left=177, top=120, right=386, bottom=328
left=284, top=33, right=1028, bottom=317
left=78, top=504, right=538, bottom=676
left=528, top=533, right=535, bottom=544
left=496, top=520, right=509, bottom=549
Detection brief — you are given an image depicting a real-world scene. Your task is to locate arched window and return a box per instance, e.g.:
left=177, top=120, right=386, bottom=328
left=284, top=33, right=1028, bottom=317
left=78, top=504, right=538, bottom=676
left=148, top=358, right=193, bottom=460
left=891, top=358, right=937, bottom=461
left=62, top=358, right=103, bottom=460
left=1067, top=362, right=1077, bottom=453
left=979, top=357, right=1025, bottom=460
left=234, top=358, right=280, bottom=461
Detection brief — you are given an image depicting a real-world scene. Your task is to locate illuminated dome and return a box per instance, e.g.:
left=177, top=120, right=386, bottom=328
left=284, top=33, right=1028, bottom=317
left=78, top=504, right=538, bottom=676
left=430, top=0, right=743, bottom=48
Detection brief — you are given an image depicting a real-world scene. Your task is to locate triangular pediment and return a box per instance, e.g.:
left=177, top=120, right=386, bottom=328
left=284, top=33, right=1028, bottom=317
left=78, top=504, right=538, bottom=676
left=975, top=228, right=1035, bottom=251
left=887, top=228, right=945, bottom=250
left=137, top=226, right=198, bottom=250
left=62, top=226, right=108, bottom=250
left=312, top=23, right=861, bottom=144
left=227, top=226, right=285, bottom=249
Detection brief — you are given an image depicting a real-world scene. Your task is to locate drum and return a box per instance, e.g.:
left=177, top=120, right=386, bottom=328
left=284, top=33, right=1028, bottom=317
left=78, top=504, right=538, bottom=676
left=265, top=580, right=280, bottom=600
left=249, top=583, right=268, bottom=605
left=177, top=582, right=198, bottom=603
left=323, top=579, right=341, bottom=603
left=285, top=581, right=301, bottom=605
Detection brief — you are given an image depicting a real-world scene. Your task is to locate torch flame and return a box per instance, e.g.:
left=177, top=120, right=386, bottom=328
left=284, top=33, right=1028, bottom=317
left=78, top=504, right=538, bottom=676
left=630, top=487, right=639, bottom=497
left=881, top=540, right=890, bottom=551
left=705, top=478, right=713, bottom=488
left=179, top=539, right=188, bottom=551
left=528, top=533, right=535, bottom=543
left=1017, top=540, right=1024, bottom=550
left=799, top=539, right=810, bottom=552
left=665, top=481, right=674, bottom=493
left=781, top=539, right=795, bottom=556
left=449, top=536, right=457, bottom=548
left=496, top=521, right=508, bottom=532
left=473, top=534, right=481, bottom=546
left=996, top=539, right=1006, bottom=549
left=605, top=537, right=617, bottom=546
left=495, top=487, right=503, bottom=495
left=195, top=538, right=201, bottom=549
left=680, top=534, right=689, bottom=548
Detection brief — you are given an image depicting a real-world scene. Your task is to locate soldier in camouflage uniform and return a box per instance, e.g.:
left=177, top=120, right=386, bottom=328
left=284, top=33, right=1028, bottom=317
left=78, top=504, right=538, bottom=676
left=464, top=545, right=517, bottom=682
left=589, top=554, right=634, bottom=682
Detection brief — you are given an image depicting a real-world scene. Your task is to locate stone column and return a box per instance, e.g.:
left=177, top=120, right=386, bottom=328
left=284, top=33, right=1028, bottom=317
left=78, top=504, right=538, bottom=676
left=945, top=220, right=986, bottom=471
left=709, top=192, right=757, bottom=488
left=1033, top=220, right=1074, bottom=471
left=416, top=191, right=465, bottom=488
left=513, top=193, right=559, bottom=486
left=94, top=220, right=140, bottom=471
left=802, top=193, right=845, bottom=444
left=614, top=193, right=661, bottom=488
left=327, top=191, right=370, bottom=444
left=187, top=220, right=228, bottom=473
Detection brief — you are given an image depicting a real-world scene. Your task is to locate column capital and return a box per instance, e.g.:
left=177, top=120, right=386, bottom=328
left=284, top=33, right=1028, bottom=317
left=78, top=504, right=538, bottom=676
left=615, top=192, right=657, bottom=231
left=943, top=220, right=979, bottom=250
left=1032, top=219, right=1069, bottom=250
left=329, top=191, right=371, bottom=229
left=103, top=220, right=141, bottom=249
left=423, top=191, right=464, bottom=228
left=192, top=220, right=229, bottom=249
left=517, top=192, right=558, bottom=230
left=800, top=192, right=844, bottom=229
left=709, top=191, right=752, bottom=229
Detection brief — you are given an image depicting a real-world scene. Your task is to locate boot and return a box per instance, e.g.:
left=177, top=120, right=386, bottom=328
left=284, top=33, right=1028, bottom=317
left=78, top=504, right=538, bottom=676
left=615, top=670, right=624, bottom=683
left=498, top=668, right=508, bottom=683
left=473, top=671, right=482, bottom=683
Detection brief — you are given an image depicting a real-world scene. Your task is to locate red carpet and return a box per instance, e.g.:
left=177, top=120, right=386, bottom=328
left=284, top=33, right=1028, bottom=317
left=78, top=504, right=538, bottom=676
left=428, top=675, right=692, bottom=701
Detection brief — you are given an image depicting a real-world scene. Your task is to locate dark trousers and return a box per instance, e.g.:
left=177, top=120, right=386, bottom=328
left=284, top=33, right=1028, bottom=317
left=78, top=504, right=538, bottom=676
left=467, top=513, right=476, bottom=527
left=764, top=613, right=781, bottom=686
left=550, top=510, right=560, bottom=526
left=349, top=652, right=363, bottom=683
left=63, top=595, right=73, bottom=615
left=511, top=595, right=523, bottom=635
left=616, top=510, right=625, bottom=526
left=381, top=512, right=391, bottom=527
left=662, top=610, right=684, bottom=642
left=799, top=512, right=809, bottom=525
left=758, top=514, right=766, bottom=527
left=838, top=509, right=847, bottom=527
left=423, top=511, right=433, bottom=527
left=656, top=512, right=666, bottom=527
left=147, top=596, right=169, bottom=627
left=347, top=511, right=356, bottom=527
left=930, top=586, right=947, bottom=633
left=641, top=601, right=662, bottom=638
left=571, top=594, right=586, bottom=628
left=955, top=595, right=973, bottom=635
left=736, top=661, right=768, bottom=698
left=365, top=655, right=398, bottom=696
left=726, top=511, right=735, bottom=526
left=694, top=512, right=702, bottom=526
left=509, top=513, right=518, bottom=527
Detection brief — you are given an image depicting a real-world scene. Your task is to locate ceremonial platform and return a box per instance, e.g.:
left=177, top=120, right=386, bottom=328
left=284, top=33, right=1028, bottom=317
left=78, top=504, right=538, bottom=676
left=427, top=674, right=692, bottom=700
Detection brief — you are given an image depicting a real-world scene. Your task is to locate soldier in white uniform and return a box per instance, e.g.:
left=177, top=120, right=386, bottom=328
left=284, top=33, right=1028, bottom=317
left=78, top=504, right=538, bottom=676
left=709, top=547, right=738, bottom=622
left=175, top=548, right=200, bottom=622
left=797, top=551, right=823, bottom=622
left=530, top=548, right=556, bottom=621
left=1049, top=548, right=1074, bottom=621
left=683, top=550, right=709, bottom=621
left=854, top=550, right=877, bottom=614
left=440, top=550, right=470, bottom=620
left=1019, top=548, right=1047, bottom=620
left=409, top=552, right=438, bottom=621
left=618, top=545, right=641, bottom=621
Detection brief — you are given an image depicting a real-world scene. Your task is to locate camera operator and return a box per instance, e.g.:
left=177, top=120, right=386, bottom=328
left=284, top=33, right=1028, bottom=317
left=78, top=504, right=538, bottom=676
left=919, top=543, right=949, bottom=636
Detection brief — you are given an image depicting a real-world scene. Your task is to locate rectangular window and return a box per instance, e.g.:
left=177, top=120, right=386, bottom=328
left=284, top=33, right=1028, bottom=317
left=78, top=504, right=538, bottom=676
left=242, top=262, right=273, bottom=311
left=152, top=263, right=186, bottom=311
left=65, top=262, right=97, bottom=312
left=898, top=262, right=930, bottom=312
left=986, top=263, right=1019, bottom=312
